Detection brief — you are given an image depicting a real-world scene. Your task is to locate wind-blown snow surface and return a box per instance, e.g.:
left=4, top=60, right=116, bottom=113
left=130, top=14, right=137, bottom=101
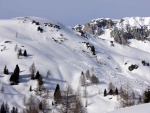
left=0, top=17, right=150, bottom=112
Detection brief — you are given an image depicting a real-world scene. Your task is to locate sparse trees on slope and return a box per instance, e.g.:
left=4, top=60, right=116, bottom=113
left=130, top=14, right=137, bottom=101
left=62, top=84, right=73, bottom=113
left=73, top=89, right=87, bottom=113
left=118, top=84, right=134, bottom=108
left=25, top=95, right=39, bottom=113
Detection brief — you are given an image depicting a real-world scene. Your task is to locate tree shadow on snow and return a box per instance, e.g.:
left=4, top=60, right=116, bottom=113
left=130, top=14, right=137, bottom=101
left=19, top=74, right=31, bottom=83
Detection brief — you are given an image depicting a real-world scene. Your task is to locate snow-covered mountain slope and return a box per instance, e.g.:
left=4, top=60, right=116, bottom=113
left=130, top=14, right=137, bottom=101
left=0, top=17, right=150, bottom=112
left=109, top=103, right=150, bottom=113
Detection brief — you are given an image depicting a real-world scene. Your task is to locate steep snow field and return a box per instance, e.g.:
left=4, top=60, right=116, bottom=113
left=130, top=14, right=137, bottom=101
left=0, top=17, right=150, bottom=112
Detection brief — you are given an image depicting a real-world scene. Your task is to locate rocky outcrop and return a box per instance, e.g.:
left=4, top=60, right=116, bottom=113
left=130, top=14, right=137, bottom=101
left=82, top=19, right=116, bottom=36
left=110, top=26, right=150, bottom=44
left=75, top=17, right=150, bottom=45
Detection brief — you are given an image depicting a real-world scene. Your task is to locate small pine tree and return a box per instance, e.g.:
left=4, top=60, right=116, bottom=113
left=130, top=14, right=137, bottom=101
left=29, top=86, right=32, bottom=92
left=18, top=48, right=22, bottom=56
left=115, top=87, right=119, bottom=95
left=109, top=89, right=114, bottom=95
left=54, top=84, right=61, bottom=104
left=23, top=50, right=27, bottom=56
left=35, top=71, right=40, bottom=79
left=104, top=89, right=107, bottom=97
left=38, top=75, right=43, bottom=86
left=3, top=65, right=9, bottom=74
left=91, top=46, right=96, bottom=55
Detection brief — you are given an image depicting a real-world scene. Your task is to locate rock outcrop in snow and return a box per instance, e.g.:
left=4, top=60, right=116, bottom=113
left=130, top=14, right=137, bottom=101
left=78, top=17, right=150, bottom=44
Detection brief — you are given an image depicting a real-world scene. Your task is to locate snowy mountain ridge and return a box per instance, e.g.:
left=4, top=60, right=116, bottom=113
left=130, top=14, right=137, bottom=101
left=0, top=16, right=150, bottom=113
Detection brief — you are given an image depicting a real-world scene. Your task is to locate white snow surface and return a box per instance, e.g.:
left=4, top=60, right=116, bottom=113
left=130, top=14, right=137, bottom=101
left=109, top=103, right=150, bottom=113
left=0, top=17, right=150, bottom=112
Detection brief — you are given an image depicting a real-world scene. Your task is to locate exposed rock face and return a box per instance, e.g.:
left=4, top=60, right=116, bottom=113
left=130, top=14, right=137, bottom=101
left=110, top=26, right=150, bottom=44
left=83, top=19, right=115, bottom=36
left=77, top=17, right=150, bottom=45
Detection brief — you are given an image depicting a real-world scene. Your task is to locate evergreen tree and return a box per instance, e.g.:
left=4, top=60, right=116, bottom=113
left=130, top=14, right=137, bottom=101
left=29, top=86, right=32, bottom=92
left=23, top=50, right=27, bottom=57
left=11, top=107, right=17, bottom=113
left=9, top=65, right=20, bottom=85
left=14, top=64, right=20, bottom=74
left=3, top=65, right=9, bottom=75
left=18, top=48, right=22, bottom=56
left=13, top=64, right=20, bottom=83
left=143, top=86, right=150, bottom=103
left=35, top=71, right=40, bottom=79
left=104, top=89, right=107, bottom=97
left=91, top=46, right=95, bottom=55
left=54, top=84, right=61, bottom=104
left=1, top=103, right=6, bottom=113
left=115, top=87, right=119, bottom=95
left=10, top=73, right=15, bottom=82
left=109, top=89, right=114, bottom=95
